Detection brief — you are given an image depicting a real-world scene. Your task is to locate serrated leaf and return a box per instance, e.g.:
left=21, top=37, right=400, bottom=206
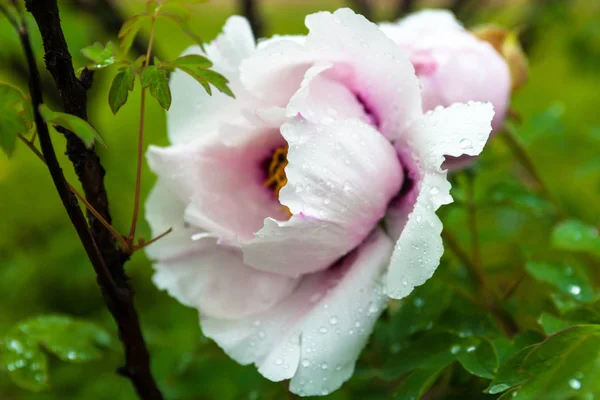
left=525, top=261, right=594, bottom=303
left=140, top=66, right=171, bottom=110
left=487, top=325, right=600, bottom=398
left=393, top=367, right=446, bottom=400
left=108, top=67, right=135, bottom=115
left=166, top=54, right=212, bottom=70
left=39, top=105, right=106, bottom=148
left=169, top=65, right=233, bottom=98
left=81, top=41, right=116, bottom=70
left=118, top=14, right=148, bottom=54
left=1, top=315, right=111, bottom=392
left=552, top=219, right=600, bottom=258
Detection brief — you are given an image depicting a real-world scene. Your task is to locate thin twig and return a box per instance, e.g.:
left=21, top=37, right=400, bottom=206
left=129, top=9, right=157, bottom=241
left=17, top=134, right=130, bottom=251
left=133, top=228, right=172, bottom=252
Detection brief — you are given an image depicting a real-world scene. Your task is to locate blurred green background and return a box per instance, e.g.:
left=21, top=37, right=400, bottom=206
left=1, top=0, right=599, bottom=399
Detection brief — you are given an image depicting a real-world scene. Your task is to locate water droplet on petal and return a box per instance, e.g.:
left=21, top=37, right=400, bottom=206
left=329, top=316, right=338, bottom=325
left=319, top=327, right=328, bottom=334
left=302, top=359, right=310, bottom=367
left=321, top=362, right=328, bottom=370
left=460, top=138, right=473, bottom=149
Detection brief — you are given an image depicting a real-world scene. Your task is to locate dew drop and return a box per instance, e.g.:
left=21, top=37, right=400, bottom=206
left=450, top=345, right=461, bottom=354
left=275, top=358, right=283, bottom=365
left=429, top=186, right=439, bottom=195
left=329, top=316, right=338, bottom=325
left=258, top=330, right=266, bottom=340
left=569, top=378, right=582, bottom=390
left=319, top=327, right=329, bottom=334
left=466, top=346, right=477, bottom=353
left=321, top=362, right=328, bottom=370
left=569, top=285, right=582, bottom=296
left=302, top=359, right=310, bottom=367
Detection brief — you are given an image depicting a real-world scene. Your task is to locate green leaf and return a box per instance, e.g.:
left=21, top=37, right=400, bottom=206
left=525, top=261, right=594, bottom=303
left=81, top=41, right=117, bottom=70
left=436, top=295, right=504, bottom=338
left=118, top=14, right=148, bottom=54
left=391, top=279, right=453, bottom=339
left=1, top=315, right=111, bottom=392
left=538, top=312, right=575, bottom=335
left=0, top=108, right=28, bottom=156
left=0, top=83, right=25, bottom=106
left=0, top=83, right=30, bottom=156
left=108, top=67, right=135, bottom=115
left=456, top=338, right=498, bottom=379
left=552, top=219, right=600, bottom=258
left=381, top=332, right=463, bottom=380
left=1, top=332, right=49, bottom=391
left=157, top=13, right=205, bottom=51
left=485, top=345, right=532, bottom=394
left=167, top=63, right=234, bottom=97
left=140, top=66, right=171, bottom=110
left=392, top=367, right=446, bottom=400
left=166, top=54, right=213, bottom=70
left=487, top=325, right=600, bottom=398
left=39, top=104, right=106, bottom=148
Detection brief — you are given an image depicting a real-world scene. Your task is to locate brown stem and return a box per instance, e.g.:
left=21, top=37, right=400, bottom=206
left=239, top=0, right=264, bottom=38
left=22, top=1, right=163, bottom=398
left=133, top=228, right=172, bottom=252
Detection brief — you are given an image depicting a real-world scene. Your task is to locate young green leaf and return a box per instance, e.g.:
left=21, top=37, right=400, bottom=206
left=552, top=219, right=600, bottom=258
left=538, top=312, right=574, bottom=335
left=0, top=82, right=25, bottom=106
left=81, top=41, right=117, bottom=70
left=118, top=13, right=148, bottom=54
left=167, top=54, right=213, bottom=70
left=2, top=331, right=49, bottom=391
left=108, top=66, right=135, bottom=115
left=140, top=66, right=171, bottom=110
left=157, top=11, right=205, bottom=51
left=39, top=105, right=106, bottom=148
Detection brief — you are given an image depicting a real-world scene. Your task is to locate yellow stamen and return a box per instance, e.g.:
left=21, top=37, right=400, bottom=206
left=264, top=145, right=291, bottom=216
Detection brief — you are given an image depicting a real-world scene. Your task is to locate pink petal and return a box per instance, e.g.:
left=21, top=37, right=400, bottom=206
left=240, top=8, right=423, bottom=138
left=387, top=102, right=494, bottom=299
left=243, top=118, right=403, bottom=277
left=201, top=229, right=393, bottom=396
left=147, top=125, right=289, bottom=243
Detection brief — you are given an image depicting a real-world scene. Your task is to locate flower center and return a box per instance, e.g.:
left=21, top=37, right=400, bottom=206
left=264, top=145, right=288, bottom=198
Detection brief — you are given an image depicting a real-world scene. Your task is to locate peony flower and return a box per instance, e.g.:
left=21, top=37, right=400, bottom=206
left=146, top=9, right=493, bottom=397
left=380, top=9, right=511, bottom=131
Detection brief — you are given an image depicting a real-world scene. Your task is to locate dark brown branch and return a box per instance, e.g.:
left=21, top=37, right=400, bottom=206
left=348, top=0, right=374, bottom=21
left=22, top=1, right=163, bottom=399
left=239, top=0, right=264, bottom=38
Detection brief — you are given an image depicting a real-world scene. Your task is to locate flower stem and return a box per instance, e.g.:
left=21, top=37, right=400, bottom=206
left=128, top=7, right=158, bottom=243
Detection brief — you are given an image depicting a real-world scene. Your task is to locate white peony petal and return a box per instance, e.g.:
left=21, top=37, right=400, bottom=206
left=386, top=102, right=494, bottom=299
left=168, top=16, right=260, bottom=145
left=243, top=118, right=403, bottom=277
left=286, top=63, right=372, bottom=125
left=148, top=125, right=289, bottom=243
left=202, top=229, right=393, bottom=396
left=240, top=8, right=423, bottom=138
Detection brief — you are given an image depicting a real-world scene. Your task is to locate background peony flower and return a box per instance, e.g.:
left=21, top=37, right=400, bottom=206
left=146, top=9, right=493, bottom=397
left=380, top=9, right=511, bottom=132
